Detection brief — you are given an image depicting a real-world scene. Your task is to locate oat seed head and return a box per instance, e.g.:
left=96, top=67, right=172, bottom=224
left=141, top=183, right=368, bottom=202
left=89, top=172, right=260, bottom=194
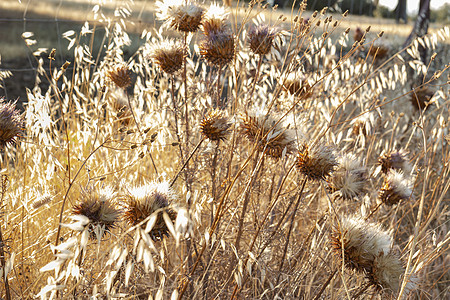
left=149, top=39, right=186, bottom=74
left=200, top=110, right=231, bottom=141
left=123, top=181, right=177, bottom=241
left=379, top=170, right=413, bottom=206
left=282, top=71, right=313, bottom=98
left=296, top=142, right=337, bottom=181
left=0, top=98, right=23, bottom=148
left=156, top=0, right=204, bottom=33
left=240, top=111, right=296, bottom=159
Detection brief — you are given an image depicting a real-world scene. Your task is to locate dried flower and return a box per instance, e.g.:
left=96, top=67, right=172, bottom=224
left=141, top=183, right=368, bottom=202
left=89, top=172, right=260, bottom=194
left=368, top=43, right=389, bottom=59
left=200, top=110, right=231, bottom=141
left=410, top=86, right=434, bottom=110
left=156, top=0, right=204, bottom=32
left=378, top=150, right=410, bottom=174
left=327, top=154, right=367, bottom=200
left=123, top=182, right=177, bottom=241
left=149, top=39, right=186, bottom=74
left=248, top=24, right=278, bottom=55
left=201, top=3, right=229, bottom=36
left=0, top=98, right=23, bottom=148
left=354, top=27, right=364, bottom=43
left=72, top=186, right=121, bottom=238
left=370, top=251, right=417, bottom=295
left=296, top=142, right=337, bottom=181
left=32, top=193, right=53, bottom=210
left=200, top=30, right=235, bottom=66
left=378, top=170, right=413, bottom=206
left=331, top=216, right=392, bottom=273
left=282, top=72, right=313, bottom=98
left=240, top=111, right=295, bottom=159
left=107, top=65, right=132, bottom=89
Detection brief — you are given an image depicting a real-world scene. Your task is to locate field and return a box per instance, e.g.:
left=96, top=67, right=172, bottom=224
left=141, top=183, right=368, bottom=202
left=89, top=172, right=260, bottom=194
left=0, top=0, right=449, bottom=299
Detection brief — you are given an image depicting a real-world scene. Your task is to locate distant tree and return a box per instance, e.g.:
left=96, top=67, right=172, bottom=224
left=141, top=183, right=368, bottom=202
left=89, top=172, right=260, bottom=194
left=395, top=0, right=407, bottom=23
left=404, top=0, right=430, bottom=65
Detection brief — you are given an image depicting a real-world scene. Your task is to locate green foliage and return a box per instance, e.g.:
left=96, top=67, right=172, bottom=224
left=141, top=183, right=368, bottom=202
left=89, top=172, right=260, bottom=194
left=374, top=5, right=395, bottom=19
left=430, top=4, right=450, bottom=24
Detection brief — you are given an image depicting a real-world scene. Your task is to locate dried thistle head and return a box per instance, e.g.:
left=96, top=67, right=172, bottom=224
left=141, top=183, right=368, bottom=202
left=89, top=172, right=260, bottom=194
left=149, top=39, right=186, bottom=74
left=156, top=0, right=204, bottom=33
left=368, top=43, right=389, bottom=59
left=378, top=150, right=410, bottom=174
left=410, top=86, right=434, bottom=110
left=354, top=27, right=364, bottom=43
left=378, top=170, right=413, bottom=206
left=0, top=98, right=23, bottom=148
left=72, top=186, right=121, bottom=238
left=296, top=142, right=337, bottom=181
left=200, top=30, right=235, bottom=66
left=327, top=153, right=367, bottom=200
left=240, top=111, right=295, bottom=159
left=107, top=89, right=132, bottom=126
left=330, top=216, right=392, bottom=274
left=369, top=251, right=417, bottom=295
left=123, top=182, right=177, bottom=241
left=248, top=24, right=278, bottom=55
left=200, top=110, right=231, bottom=141
left=201, top=3, right=229, bottom=36
left=282, top=72, right=313, bottom=99
left=106, top=65, right=132, bottom=89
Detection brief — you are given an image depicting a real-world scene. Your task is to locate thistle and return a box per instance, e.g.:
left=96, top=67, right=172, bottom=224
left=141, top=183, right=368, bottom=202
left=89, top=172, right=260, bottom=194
left=240, top=111, right=295, bottom=159
left=378, top=149, right=411, bottom=175
left=156, top=0, right=204, bottom=33
left=200, top=110, right=231, bottom=141
left=106, top=65, right=132, bottom=89
left=281, top=71, right=313, bottom=98
left=72, top=186, right=121, bottom=239
left=378, top=170, right=413, bottom=206
left=201, top=3, right=229, bottom=36
left=330, top=216, right=392, bottom=273
left=248, top=24, right=278, bottom=55
left=123, top=182, right=177, bottom=241
left=0, top=98, right=23, bottom=148
left=410, top=86, right=434, bottom=110
left=149, top=39, right=186, bottom=75
left=327, top=153, right=367, bottom=200
left=200, top=30, right=235, bottom=67
left=296, top=142, right=337, bottom=181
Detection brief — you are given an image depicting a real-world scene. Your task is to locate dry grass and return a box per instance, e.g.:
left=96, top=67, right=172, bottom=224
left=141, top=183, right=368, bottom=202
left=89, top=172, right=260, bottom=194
left=0, top=0, right=449, bottom=299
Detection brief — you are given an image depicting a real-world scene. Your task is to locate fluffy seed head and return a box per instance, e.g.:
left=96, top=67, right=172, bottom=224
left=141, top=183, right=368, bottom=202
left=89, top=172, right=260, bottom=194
left=368, top=43, right=389, bottom=59
left=369, top=252, right=417, bottom=295
left=378, top=170, right=413, bottom=206
left=378, top=150, right=410, bottom=174
left=201, top=3, right=229, bottom=36
left=149, top=39, right=186, bottom=74
left=72, top=186, right=121, bottom=238
left=0, top=99, right=23, bottom=148
left=240, top=111, right=295, bottom=159
left=123, top=182, right=177, bottom=241
left=327, top=154, right=367, bottom=200
left=331, top=216, right=392, bottom=273
left=32, top=193, right=53, bottom=210
left=248, top=24, right=278, bottom=55
left=200, top=110, right=231, bottom=141
left=296, top=142, right=337, bottom=181
left=200, top=31, right=235, bottom=66
left=107, top=65, right=132, bottom=89
left=410, top=86, right=434, bottom=110
left=282, top=72, right=313, bottom=98
left=156, top=0, right=204, bottom=32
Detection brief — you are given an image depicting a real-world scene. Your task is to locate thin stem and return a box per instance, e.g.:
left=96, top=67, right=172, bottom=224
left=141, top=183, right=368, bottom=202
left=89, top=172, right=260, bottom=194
left=216, top=65, right=222, bottom=108
left=170, top=138, right=204, bottom=188
left=171, top=75, right=184, bottom=161
left=183, top=32, right=190, bottom=192
left=0, top=174, right=11, bottom=300
left=275, top=177, right=307, bottom=285
left=312, top=269, right=338, bottom=300
left=247, top=54, right=263, bottom=107
left=351, top=281, right=372, bottom=299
